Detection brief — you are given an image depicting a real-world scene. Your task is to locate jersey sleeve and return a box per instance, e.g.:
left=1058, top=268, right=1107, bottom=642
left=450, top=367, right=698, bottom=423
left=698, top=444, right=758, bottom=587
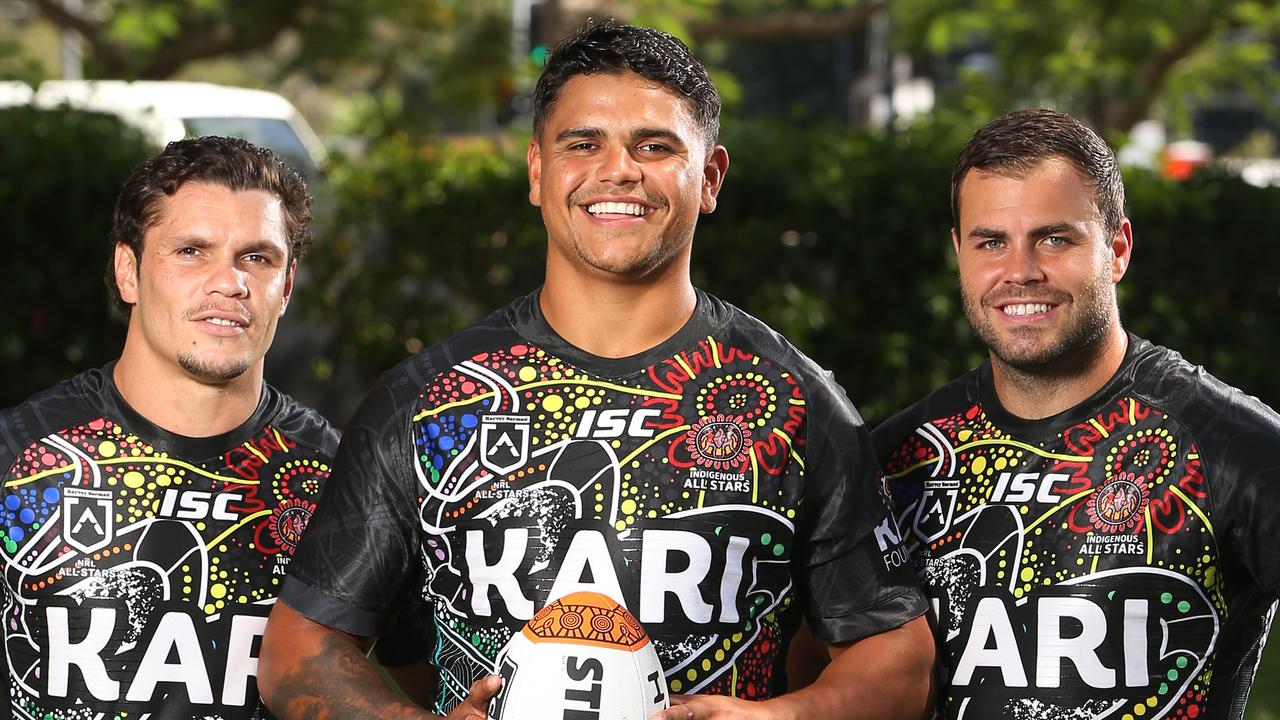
left=1194, top=386, right=1280, bottom=599
left=281, top=375, right=426, bottom=637
left=795, top=373, right=928, bottom=644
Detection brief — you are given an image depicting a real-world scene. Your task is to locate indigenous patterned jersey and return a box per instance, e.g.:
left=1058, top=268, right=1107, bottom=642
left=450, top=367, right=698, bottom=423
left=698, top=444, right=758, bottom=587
left=0, top=366, right=338, bottom=720
left=875, top=336, right=1280, bottom=720
left=285, top=290, right=925, bottom=714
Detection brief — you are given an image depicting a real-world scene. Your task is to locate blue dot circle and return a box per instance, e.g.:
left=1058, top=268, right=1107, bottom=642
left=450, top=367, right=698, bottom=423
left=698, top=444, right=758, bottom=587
left=8, top=527, right=24, bottom=543
left=439, top=436, right=455, bottom=451
left=427, top=423, right=441, bottom=439
left=461, top=414, right=478, bottom=429
left=42, top=487, right=59, bottom=504
left=18, top=509, right=34, bottom=525
left=4, top=495, right=19, bottom=511
left=433, top=454, right=445, bottom=468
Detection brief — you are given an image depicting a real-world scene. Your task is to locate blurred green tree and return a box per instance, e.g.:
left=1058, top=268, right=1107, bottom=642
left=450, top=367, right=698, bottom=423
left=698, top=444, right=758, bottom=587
left=892, top=0, right=1280, bottom=137
left=0, top=105, right=154, bottom=406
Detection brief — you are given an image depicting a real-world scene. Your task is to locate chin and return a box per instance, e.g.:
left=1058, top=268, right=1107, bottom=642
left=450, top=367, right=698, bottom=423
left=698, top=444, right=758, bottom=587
left=178, top=353, right=254, bottom=382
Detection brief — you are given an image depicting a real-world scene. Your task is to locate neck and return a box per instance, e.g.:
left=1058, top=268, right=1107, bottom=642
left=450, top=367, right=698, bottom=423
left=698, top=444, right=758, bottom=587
left=540, top=260, right=696, bottom=359
left=990, top=323, right=1129, bottom=420
left=114, top=341, right=264, bottom=438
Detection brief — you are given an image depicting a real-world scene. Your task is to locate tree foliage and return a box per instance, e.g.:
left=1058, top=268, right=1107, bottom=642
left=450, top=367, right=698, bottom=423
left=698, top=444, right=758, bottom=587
left=0, top=106, right=154, bottom=407
left=293, top=118, right=1280, bottom=426
left=892, top=0, right=1280, bottom=137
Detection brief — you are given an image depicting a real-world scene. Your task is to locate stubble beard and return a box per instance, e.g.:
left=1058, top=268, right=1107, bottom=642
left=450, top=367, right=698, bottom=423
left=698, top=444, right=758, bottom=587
left=962, top=271, right=1117, bottom=378
left=178, top=352, right=253, bottom=382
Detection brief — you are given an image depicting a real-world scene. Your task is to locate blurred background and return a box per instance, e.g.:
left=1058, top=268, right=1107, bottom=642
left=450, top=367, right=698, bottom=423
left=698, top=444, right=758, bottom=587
left=2, top=0, right=1278, bottom=715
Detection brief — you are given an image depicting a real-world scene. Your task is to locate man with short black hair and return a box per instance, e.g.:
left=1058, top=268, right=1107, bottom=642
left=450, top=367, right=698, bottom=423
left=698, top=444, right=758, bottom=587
left=259, top=20, right=935, bottom=720
left=876, top=108, right=1280, bottom=719
left=0, top=136, right=338, bottom=718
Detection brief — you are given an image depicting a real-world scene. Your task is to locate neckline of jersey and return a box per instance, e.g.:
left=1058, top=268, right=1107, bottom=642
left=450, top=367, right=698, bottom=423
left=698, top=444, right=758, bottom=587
left=99, top=360, right=278, bottom=460
left=975, top=333, right=1152, bottom=440
left=506, top=287, right=726, bottom=379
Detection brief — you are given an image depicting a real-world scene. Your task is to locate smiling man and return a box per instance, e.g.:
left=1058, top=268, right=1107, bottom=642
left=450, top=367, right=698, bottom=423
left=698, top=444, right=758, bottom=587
left=0, top=137, right=339, bottom=718
left=875, top=109, right=1280, bottom=719
left=258, top=20, right=934, bottom=720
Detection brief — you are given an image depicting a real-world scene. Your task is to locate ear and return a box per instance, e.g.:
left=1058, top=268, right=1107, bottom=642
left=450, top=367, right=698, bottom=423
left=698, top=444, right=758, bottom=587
left=951, top=227, right=961, bottom=256
left=114, top=242, right=139, bottom=305
left=699, top=146, right=730, bottom=214
left=1111, top=219, right=1133, bottom=282
left=279, top=259, right=297, bottom=316
left=527, top=138, right=543, bottom=207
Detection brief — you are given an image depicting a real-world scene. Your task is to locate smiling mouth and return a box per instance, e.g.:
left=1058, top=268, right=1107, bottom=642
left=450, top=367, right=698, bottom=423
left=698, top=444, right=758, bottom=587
left=585, top=201, right=650, bottom=217
left=1000, top=302, right=1053, bottom=316
left=205, top=317, right=244, bottom=328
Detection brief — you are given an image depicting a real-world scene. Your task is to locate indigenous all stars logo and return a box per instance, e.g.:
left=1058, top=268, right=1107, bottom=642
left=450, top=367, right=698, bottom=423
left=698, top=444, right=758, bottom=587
left=1087, top=471, right=1149, bottom=532
left=270, top=497, right=316, bottom=553
left=685, top=414, right=751, bottom=470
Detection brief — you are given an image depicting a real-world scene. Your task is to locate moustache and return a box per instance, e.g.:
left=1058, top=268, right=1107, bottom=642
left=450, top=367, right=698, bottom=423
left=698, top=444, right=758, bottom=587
left=184, top=303, right=253, bottom=325
left=568, top=187, right=667, bottom=209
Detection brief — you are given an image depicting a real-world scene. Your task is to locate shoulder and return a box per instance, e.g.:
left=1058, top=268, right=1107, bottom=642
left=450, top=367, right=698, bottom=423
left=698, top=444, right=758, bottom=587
left=709, top=294, right=843, bottom=397
left=347, top=301, right=523, bottom=437
left=265, top=386, right=342, bottom=456
left=1130, top=338, right=1280, bottom=459
left=872, top=368, right=982, bottom=460
left=2, top=368, right=105, bottom=470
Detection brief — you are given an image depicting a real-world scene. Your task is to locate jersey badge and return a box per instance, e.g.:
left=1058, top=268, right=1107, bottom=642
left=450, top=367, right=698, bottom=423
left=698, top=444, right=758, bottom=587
left=913, top=479, right=959, bottom=542
left=685, top=414, right=751, bottom=471
left=61, top=487, right=114, bottom=554
left=481, top=414, right=531, bottom=476
left=1087, top=471, right=1149, bottom=533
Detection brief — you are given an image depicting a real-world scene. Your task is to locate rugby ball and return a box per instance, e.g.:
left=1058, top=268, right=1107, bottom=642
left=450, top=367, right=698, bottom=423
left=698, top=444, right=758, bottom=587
left=488, top=591, right=669, bottom=720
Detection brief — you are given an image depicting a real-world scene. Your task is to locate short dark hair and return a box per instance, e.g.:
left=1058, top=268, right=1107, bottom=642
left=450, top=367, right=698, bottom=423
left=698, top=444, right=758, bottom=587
left=951, top=109, right=1125, bottom=235
left=107, top=135, right=312, bottom=310
left=532, top=19, right=721, bottom=146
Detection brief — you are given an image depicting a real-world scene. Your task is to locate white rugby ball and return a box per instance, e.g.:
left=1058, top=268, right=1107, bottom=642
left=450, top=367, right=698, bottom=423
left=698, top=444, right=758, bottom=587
left=488, top=591, right=670, bottom=720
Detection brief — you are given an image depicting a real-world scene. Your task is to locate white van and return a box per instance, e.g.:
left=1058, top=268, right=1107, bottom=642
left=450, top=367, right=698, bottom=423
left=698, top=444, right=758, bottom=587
left=30, top=80, right=326, bottom=181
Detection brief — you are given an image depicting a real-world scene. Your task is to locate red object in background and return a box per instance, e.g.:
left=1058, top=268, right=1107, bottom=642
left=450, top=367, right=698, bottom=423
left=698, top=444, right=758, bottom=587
left=1163, top=140, right=1212, bottom=181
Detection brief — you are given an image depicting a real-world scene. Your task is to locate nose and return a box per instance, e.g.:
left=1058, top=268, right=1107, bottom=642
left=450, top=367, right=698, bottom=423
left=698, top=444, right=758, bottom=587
left=204, top=257, right=249, bottom=297
left=596, top=144, right=642, bottom=185
left=1003, top=243, right=1046, bottom=285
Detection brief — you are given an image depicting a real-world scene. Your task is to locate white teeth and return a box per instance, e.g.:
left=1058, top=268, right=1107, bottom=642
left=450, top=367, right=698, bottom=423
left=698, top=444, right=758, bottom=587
left=587, top=201, right=646, bottom=216
left=207, top=317, right=240, bottom=327
left=1003, top=303, right=1050, bottom=316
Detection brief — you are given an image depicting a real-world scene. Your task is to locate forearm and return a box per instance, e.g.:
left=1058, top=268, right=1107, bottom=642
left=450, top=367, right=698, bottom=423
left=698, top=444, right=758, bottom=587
left=768, top=614, right=935, bottom=720
left=259, top=600, right=438, bottom=720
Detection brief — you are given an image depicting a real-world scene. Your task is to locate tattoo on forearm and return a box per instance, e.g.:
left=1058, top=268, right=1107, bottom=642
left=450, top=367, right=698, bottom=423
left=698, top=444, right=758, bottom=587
left=270, top=633, right=431, bottom=720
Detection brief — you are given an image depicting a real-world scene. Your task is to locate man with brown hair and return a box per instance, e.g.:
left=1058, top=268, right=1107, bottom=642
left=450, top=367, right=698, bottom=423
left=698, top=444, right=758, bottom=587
left=0, top=136, right=338, bottom=719
left=876, top=108, right=1280, bottom=719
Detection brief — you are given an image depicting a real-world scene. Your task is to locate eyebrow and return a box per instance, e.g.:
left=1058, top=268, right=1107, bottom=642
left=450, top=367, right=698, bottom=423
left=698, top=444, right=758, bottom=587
left=556, top=126, right=604, bottom=142
left=553, top=126, right=689, bottom=148
left=967, top=222, right=1080, bottom=240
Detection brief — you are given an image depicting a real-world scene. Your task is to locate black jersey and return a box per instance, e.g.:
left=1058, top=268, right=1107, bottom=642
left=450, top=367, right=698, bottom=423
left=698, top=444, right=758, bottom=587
left=875, top=335, right=1280, bottom=720
left=284, top=289, right=925, bottom=714
left=0, top=365, right=338, bottom=720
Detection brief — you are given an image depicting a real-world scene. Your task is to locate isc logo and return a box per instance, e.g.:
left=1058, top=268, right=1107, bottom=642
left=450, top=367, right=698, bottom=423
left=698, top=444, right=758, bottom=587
left=989, top=472, right=1069, bottom=504
left=574, top=409, right=660, bottom=439
left=156, top=489, right=243, bottom=521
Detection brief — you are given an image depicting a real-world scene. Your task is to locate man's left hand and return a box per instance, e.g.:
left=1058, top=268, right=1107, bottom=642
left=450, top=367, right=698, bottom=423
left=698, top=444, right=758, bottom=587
left=650, top=694, right=772, bottom=720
